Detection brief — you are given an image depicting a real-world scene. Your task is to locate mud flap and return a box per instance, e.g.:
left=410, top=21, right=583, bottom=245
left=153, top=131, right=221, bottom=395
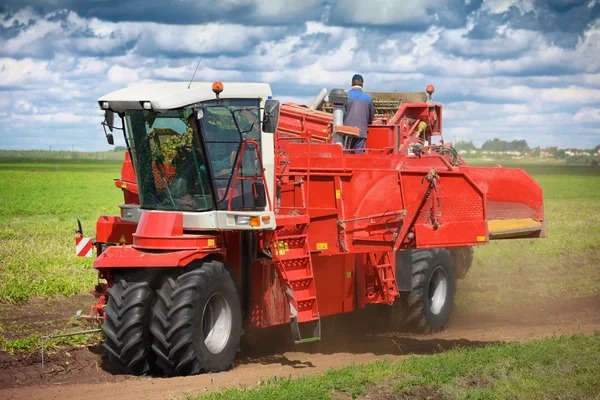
left=395, top=250, right=413, bottom=292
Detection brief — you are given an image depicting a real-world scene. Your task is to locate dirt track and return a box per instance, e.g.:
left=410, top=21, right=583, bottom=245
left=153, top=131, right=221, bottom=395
left=1, top=293, right=599, bottom=400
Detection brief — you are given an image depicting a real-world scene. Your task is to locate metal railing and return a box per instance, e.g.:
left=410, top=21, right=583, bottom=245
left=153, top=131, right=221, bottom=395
left=227, top=139, right=273, bottom=212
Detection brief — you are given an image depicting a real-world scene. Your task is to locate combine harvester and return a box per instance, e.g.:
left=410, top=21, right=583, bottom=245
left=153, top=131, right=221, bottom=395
left=78, top=82, right=545, bottom=376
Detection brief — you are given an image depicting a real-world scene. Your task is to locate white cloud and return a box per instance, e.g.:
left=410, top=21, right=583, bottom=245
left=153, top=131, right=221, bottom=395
left=0, top=58, right=61, bottom=86
left=481, top=0, right=535, bottom=14
left=0, top=5, right=599, bottom=150
left=574, top=107, right=600, bottom=122
left=107, top=65, right=139, bottom=84
left=329, top=0, right=450, bottom=25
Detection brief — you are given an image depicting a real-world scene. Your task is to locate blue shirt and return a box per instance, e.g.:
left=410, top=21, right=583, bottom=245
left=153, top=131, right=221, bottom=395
left=343, top=87, right=375, bottom=138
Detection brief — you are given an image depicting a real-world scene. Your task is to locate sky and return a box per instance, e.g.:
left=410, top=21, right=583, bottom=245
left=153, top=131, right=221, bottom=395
left=0, top=0, right=599, bottom=151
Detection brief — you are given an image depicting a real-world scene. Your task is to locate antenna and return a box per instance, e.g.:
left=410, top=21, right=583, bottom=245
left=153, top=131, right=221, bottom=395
left=188, top=58, right=202, bottom=89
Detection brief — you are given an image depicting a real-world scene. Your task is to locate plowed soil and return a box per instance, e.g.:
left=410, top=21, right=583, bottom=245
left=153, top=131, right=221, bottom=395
left=1, top=292, right=599, bottom=400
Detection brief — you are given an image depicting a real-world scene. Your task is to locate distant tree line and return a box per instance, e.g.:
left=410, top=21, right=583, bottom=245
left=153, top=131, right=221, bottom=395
left=454, top=139, right=530, bottom=152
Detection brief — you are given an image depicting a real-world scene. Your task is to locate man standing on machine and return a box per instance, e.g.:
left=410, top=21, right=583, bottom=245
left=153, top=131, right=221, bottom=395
left=343, top=74, right=375, bottom=153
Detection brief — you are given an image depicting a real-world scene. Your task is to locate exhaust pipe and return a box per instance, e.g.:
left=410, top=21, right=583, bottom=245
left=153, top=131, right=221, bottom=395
left=328, top=88, right=349, bottom=145
left=309, top=88, right=328, bottom=110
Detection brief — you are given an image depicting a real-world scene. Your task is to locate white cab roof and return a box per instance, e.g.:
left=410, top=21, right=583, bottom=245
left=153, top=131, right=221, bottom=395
left=98, top=82, right=272, bottom=112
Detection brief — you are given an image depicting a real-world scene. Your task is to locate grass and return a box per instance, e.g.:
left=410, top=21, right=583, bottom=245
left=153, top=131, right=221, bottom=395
left=0, top=329, right=102, bottom=355
left=455, top=163, right=600, bottom=311
left=0, top=161, right=123, bottom=302
left=191, top=333, right=600, bottom=400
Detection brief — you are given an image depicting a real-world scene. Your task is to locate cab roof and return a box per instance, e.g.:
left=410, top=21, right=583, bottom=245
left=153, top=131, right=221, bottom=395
left=98, top=82, right=272, bottom=113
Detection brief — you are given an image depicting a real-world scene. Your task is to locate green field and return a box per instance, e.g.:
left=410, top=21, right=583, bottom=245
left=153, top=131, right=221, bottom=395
left=0, top=157, right=599, bottom=398
left=1, top=159, right=599, bottom=304
left=0, top=161, right=122, bottom=302
left=458, top=163, right=600, bottom=311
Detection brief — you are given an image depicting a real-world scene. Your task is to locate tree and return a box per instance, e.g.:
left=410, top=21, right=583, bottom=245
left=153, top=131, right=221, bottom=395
left=113, top=146, right=127, bottom=152
left=454, top=140, right=476, bottom=151
left=481, top=138, right=529, bottom=152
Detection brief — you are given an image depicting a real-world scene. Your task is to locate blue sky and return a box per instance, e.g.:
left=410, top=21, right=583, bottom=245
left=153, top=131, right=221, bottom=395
left=0, top=0, right=599, bottom=151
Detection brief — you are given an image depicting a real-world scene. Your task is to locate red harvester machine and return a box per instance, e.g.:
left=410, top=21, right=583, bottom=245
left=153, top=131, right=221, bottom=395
left=80, top=82, right=545, bottom=376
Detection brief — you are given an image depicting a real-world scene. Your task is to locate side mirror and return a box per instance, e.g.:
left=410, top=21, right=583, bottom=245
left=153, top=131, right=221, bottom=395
left=106, top=133, right=114, bottom=145
left=104, top=110, right=115, bottom=132
left=253, top=181, right=267, bottom=208
left=262, top=99, right=280, bottom=133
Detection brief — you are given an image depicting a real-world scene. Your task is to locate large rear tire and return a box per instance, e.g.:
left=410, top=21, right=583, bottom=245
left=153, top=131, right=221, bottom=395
left=102, top=271, right=155, bottom=375
left=404, top=248, right=456, bottom=333
left=150, top=260, right=242, bottom=376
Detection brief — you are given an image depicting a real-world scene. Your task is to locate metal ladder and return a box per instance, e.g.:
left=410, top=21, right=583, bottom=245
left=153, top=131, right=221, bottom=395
left=272, top=190, right=321, bottom=343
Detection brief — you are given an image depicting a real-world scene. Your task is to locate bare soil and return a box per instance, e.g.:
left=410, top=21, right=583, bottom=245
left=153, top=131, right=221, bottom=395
left=0, top=292, right=599, bottom=400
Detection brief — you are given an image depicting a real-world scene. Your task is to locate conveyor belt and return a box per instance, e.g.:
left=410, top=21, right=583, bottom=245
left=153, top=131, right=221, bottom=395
left=487, top=218, right=543, bottom=239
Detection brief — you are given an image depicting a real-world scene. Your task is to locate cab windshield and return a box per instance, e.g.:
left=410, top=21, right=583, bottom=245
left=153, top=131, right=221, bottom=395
left=125, top=109, right=214, bottom=211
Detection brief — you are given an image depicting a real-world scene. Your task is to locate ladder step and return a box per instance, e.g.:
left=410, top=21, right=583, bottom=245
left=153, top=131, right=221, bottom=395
left=289, top=277, right=313, bottom=290
left=289, top=276, right=314, bottom=283
left=290, top=317, right=321, bottom=344
left=297, top=296, right=316, bottom=309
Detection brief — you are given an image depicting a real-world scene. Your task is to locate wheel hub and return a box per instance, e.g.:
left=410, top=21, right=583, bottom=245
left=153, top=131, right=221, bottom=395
left=428, top=265, right=448, bottom=315
left=202, top=293, right=232, bottom=354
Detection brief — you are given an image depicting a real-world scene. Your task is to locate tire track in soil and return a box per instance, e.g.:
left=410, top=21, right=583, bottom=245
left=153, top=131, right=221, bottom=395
left=1, top=294, right=599, bottom=400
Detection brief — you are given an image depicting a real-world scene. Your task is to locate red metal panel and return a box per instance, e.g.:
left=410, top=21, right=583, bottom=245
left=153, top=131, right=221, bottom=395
left=95, top=216, right=137, bottom=244
left=132, top=212, right=222, bottom=250
left=365, top=126, right=398, bottom=152
left=249, top=261, right=289, bottom=329
left=311, top=255, right=345, bottom=317
left=342, top=255, right=356, bottom=312
left=461, top=166, right=544, bottom=221
left=415, top=221, right=488, bottom=247
left=93, top=245, right=210, bottom=268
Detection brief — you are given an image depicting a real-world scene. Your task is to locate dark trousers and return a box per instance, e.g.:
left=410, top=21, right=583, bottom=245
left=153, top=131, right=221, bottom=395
left=348, top=137, right=366, bottom=154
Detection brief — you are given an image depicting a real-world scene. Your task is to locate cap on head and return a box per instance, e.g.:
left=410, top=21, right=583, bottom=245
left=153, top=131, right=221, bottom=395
left=352, top=74, right=364, bottom=84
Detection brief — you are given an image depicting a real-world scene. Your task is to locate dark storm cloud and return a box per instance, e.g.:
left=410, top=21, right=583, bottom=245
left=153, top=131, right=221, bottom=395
left=466, top=0, right=599, bottom=47
left=508, top=1, right=598, bottom=34
left=0, top=0, right=323, bottom=26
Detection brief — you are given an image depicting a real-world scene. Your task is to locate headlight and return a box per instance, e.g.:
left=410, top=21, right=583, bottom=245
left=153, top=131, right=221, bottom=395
left=235, top=215, right=261, bottom=227
left=120, top=207, right=135, bottom=220
left=235, top=215, right=251, bottom=225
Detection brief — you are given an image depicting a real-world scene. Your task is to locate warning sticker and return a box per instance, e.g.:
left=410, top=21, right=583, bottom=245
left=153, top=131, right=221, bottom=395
left=275, top=241, right=288, bottom=255
left=335, top=190, right=341, bottom=199
left=119, top=235, right=126, bottom=244
left=476, top=236, right=486, bottom=242
left=316, top=243, right=328, bottom=250
left=207, top=239, right=215, bottom=247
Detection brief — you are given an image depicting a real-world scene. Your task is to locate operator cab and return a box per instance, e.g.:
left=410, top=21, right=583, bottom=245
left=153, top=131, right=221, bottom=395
left=98, top=82, right=280, bottom=231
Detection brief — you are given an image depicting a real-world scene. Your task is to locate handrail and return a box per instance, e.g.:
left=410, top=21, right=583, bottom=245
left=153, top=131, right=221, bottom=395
left=227, top=139, right=273, bottom=212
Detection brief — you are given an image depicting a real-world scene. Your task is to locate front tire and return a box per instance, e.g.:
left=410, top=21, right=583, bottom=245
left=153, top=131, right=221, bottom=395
left=102, top=271, right=155, bottom=375
left=404, top=248, right=456, bottom=333
left=150, top=260, right=242, bottom=376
